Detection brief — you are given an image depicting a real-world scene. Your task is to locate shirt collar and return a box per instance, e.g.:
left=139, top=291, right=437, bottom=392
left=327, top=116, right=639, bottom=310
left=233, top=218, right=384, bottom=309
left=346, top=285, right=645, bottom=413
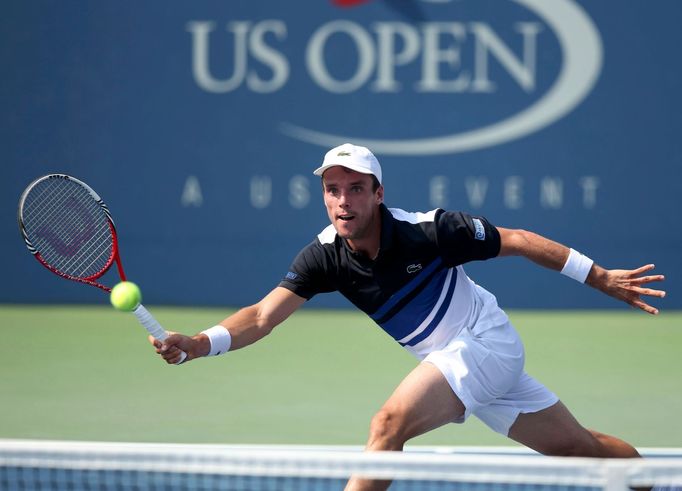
left=376, top=203, right=394, bottom=258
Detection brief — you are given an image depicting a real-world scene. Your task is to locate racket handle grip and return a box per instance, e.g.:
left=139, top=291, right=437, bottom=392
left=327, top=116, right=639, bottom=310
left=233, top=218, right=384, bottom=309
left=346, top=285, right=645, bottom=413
left=133, top=304, right=188, bottom=364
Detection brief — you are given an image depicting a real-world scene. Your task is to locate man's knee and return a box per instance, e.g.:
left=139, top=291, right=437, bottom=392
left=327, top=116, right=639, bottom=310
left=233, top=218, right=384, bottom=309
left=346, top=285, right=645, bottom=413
left=366, top=408, right=408, bottom=451
left=586, top=429, right=641, bottom=458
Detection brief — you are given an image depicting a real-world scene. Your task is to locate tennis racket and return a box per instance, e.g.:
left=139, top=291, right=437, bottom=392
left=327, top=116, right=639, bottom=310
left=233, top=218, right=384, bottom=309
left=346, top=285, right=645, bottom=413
left=17, top=174, right=187, bottom=364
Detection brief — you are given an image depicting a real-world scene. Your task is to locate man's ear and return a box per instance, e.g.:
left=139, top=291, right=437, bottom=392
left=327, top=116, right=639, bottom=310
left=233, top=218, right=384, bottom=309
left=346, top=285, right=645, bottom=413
left=375, top=185, right=384, bottom=205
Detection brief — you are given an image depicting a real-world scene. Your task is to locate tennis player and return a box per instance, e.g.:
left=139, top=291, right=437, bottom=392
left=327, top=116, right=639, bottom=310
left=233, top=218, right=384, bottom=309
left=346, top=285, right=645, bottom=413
left=153, top=144, right=666, bottom=491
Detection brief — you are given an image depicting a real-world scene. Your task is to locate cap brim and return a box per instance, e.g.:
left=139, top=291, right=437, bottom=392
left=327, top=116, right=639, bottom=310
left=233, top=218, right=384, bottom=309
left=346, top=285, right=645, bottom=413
left=313, top=163, right=375, bottom=177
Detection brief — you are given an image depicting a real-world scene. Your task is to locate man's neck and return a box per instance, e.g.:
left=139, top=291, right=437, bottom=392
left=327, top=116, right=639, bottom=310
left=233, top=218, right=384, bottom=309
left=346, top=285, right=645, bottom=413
left=347, top=237, right=380, bottom=260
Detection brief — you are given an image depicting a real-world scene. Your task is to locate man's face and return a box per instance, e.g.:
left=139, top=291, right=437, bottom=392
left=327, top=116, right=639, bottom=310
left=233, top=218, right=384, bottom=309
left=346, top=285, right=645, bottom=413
left=322, top=166, right=384, bottom=242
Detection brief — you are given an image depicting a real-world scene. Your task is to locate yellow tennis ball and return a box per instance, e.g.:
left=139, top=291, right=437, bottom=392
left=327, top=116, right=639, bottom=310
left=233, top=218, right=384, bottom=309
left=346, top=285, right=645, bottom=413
left=110, top=281, right=141, bottom=311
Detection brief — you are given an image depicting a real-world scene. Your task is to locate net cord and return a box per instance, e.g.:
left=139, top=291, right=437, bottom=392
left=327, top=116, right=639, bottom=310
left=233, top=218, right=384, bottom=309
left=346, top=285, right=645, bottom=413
left=1, top=440, right=682, bottom=489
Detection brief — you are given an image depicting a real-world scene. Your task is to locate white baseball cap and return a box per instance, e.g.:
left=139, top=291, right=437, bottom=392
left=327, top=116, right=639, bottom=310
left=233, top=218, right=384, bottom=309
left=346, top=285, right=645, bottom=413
left=313, top=143, right=382, bottom=184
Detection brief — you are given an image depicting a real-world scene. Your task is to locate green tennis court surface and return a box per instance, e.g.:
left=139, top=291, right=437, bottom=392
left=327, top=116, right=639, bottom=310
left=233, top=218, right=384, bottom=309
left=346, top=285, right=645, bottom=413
left=1, top=306, right=680, bottom=447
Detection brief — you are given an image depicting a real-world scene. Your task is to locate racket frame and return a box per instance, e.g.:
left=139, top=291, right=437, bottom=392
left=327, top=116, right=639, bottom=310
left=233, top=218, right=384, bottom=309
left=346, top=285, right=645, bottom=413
left=18, top=174, right=127, bottom=292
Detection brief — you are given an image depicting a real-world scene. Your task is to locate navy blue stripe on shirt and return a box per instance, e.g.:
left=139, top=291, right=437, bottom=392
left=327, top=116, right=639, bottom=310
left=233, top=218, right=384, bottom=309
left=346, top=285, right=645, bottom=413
left=370, top=257, right=444, bottom=323
left=375, top=268, right=449, bottom=341
left=400, top=268, right=458, bottom=347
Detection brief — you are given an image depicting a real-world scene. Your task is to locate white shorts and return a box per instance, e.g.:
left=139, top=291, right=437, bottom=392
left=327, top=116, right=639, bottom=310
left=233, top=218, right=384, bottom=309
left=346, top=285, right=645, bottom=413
left=423, top=321, right=558, bottom=436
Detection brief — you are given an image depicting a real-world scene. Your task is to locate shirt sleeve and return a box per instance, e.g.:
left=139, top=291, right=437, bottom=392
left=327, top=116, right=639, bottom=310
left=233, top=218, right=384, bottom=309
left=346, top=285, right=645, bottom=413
left=278, top=240, right=336, bottom=300
left=434, top=210, right=501, bottom=266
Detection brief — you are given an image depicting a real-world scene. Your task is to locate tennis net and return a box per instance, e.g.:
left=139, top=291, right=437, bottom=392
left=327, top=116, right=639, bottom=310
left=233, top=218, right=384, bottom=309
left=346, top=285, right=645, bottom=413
left=1, top=440, right=681, bottom=490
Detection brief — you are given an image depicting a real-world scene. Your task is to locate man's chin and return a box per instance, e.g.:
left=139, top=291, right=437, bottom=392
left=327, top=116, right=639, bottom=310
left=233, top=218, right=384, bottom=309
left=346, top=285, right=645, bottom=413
left=334, top=224, right=355, bottom=240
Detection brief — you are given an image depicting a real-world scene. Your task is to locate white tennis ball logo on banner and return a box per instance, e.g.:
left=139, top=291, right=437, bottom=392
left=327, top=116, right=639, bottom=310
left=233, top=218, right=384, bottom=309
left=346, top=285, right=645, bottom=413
left=281, top=0, right=603, bottom=155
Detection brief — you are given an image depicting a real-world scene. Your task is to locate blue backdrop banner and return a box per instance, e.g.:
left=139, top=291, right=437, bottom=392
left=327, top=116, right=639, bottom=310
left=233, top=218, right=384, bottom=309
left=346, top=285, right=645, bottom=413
left=2, top=1, right=680, bottom=310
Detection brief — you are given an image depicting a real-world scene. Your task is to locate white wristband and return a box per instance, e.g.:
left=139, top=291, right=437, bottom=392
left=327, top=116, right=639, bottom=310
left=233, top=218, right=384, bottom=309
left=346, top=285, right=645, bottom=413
left=560, top=248, right=594, bottom=283
left=201, top=325, right=232, bottom=356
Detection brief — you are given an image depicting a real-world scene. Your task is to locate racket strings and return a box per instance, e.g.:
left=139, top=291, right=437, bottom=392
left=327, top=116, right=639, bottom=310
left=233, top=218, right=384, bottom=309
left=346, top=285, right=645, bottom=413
left=41, top=185, right=113, bottom=276
left=27, top=183, right=109, bottom=268
left=24, top=180, right=90, bottom=247
left=22, top=179, right=73, bottom=233
left=59, top=223, right=111, bottom=278
left=69, top=225, right=114, bottom=278
left=29, top=189, right=112, bottom=277
left=23, top=183, right=82, bottom=254
left=21, top=177, right=114, bottom=279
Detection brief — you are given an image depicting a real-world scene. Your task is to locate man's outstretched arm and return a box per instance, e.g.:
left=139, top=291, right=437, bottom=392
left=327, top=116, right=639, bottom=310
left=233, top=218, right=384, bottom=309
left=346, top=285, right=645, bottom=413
left=150, top=287, right=306, bottom=364
left=497, top=227, right=666, bottom=315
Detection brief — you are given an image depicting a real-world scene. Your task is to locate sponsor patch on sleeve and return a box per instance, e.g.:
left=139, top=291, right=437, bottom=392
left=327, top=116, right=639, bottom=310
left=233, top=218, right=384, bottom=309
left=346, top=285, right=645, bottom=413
left=285, top=271, right=299, bottom=281
left=472, top=218, right=486, bottom=240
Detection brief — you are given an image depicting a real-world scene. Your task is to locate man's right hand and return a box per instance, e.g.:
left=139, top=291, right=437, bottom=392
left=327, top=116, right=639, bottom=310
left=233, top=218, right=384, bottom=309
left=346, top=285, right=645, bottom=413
left=148, top=332, right=210, bottom=365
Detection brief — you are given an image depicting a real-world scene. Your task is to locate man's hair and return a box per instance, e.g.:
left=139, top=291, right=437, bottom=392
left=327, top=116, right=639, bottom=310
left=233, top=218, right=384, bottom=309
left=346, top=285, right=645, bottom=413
left=320, top=169, right=381, bottom=192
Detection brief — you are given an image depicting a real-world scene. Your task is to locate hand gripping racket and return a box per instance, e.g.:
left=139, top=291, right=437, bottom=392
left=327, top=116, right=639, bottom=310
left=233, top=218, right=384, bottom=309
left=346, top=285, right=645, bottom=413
left=18, top=174, right=187, bottom=363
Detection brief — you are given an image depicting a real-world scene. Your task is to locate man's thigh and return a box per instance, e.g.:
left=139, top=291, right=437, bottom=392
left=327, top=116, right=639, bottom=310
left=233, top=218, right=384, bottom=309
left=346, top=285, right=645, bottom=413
left=377, top=361, right=466, bottom=443
left=507, top=400, right=596, bottom=455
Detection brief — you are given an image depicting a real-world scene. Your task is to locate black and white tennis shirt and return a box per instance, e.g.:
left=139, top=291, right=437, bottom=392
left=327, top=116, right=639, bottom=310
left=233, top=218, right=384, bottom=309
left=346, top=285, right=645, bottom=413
left=279, top=204, right=510, bottom=358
